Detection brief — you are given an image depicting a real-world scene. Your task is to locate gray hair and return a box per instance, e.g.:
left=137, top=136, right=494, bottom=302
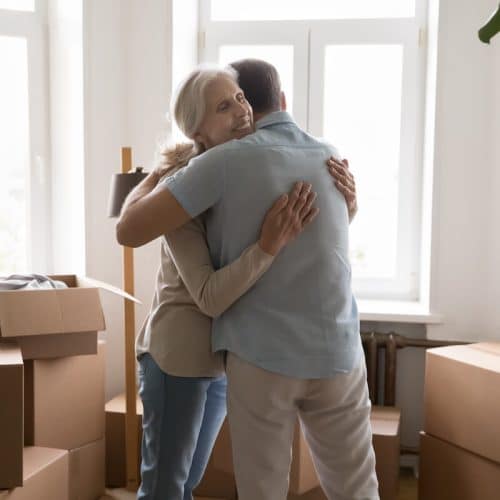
left=171, top=64, right=238, bottom=141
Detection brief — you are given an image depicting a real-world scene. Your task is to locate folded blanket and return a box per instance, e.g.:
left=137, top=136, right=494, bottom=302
left=0, top=274, right=68, bottom=290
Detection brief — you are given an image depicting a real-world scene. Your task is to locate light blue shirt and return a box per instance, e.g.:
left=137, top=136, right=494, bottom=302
left=163, top=111, right=362, bottom=378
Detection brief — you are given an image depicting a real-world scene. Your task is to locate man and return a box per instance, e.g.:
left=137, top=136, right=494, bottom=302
left=118, top=59, right=378, bottom=500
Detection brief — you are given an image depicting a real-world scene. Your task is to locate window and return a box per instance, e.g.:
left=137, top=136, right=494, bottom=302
left=0, top=0, right=49, bottom=274
left=200, top=0, right=427, bottom=301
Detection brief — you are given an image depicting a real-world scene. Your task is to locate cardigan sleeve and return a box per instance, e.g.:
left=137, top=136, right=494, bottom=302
left=165, top=218, right=275, bottom=318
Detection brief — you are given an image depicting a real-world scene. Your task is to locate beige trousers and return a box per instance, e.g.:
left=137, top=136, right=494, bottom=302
left=226, top=354, right=379, bottom=500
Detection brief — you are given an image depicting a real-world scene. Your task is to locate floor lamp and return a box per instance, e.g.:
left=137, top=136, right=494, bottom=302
left=108, top=147, right=147, bottom=491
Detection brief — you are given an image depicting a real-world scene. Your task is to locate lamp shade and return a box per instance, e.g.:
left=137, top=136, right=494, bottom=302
left=108, top=167, right=148, bottom=217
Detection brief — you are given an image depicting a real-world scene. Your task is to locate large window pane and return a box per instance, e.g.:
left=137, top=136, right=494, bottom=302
left=0, top=0, right=34, bottom=12
left=211, top=0, right=415, bottom=21
left=0, top=36, right=30, bottom=274
left=218, top=45, right=294, bottom=115
left=323, top=45, right=403, bottom=279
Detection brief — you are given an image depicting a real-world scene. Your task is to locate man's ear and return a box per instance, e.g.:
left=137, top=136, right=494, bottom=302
left=280, top=91, right=287, bottom=111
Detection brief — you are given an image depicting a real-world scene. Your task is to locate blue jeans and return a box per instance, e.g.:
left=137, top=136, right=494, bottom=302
left=137, top=353, right=227, bottom=500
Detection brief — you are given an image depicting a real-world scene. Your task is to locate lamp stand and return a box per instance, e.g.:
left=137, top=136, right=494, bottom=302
left=121, top=147, right=139, bottom=491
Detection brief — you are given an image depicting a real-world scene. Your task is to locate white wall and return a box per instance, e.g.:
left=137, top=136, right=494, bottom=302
left=81, top=0, right=500, bottom=445
left=427, top=0, right=500, bottom=341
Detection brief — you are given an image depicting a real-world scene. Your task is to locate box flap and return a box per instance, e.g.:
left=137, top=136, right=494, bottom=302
left=76, top=276, right=141, bottom=304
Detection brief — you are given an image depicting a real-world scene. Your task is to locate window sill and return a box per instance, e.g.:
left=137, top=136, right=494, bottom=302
left=358, top=299, right=442, bottom=324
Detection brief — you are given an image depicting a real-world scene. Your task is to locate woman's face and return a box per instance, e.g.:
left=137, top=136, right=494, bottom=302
left=195, top=75, right=253, bottom=149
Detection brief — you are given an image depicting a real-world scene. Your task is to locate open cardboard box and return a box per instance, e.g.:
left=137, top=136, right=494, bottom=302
left=0, top=275, right=138, bottom=359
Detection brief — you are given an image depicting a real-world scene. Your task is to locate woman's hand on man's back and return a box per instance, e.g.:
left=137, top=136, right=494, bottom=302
left=258, top=182, right=319, bottom=256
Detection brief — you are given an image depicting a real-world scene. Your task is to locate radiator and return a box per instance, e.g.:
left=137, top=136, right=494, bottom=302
left=360, top=331, right=465, bottom=406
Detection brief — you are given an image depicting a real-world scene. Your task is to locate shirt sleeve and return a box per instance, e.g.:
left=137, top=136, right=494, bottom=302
left=161, top=148, right=225, bottom=217
left=165, top=218, right=275, bottom=318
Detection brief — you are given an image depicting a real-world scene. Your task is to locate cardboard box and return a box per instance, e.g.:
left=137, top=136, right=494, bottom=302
left=105, top=393, right=143, bottom=487
left=371, top=406, right=401, bottom=500
left=419, top=432, right=500, bottom=500
left=0, top=275, right=105, bottom=338
left=424, top=342, right=500, bottom=463
left=0, top=342, right=23, bottom=488
left=0, top=274, right=138, bottom=359
left=0, top=446, right=69, bottom=500
left=24, top=340, right=106, bottom=450
left=68, top=438, right=105, bottom=500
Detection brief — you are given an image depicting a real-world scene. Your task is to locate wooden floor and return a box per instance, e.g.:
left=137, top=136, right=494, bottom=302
left=397, top=467, right=418, bottom=500
left=102, top=468, right=418, bottom=500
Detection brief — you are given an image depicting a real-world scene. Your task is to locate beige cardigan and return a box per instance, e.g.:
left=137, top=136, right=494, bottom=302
left=135, top=216, right=274, bottom=377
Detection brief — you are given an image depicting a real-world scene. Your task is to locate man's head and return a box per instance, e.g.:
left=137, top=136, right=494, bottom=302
left=230, top=59, right=285, bottom=121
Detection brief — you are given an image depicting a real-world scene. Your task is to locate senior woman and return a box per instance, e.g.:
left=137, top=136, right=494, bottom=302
left=121, top=65, right=357, bottom=500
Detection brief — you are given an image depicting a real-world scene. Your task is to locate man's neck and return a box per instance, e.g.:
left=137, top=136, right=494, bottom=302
left=253, top=107, right=282, bottom=123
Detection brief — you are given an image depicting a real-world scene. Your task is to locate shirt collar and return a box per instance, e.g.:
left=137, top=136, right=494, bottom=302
left=255, top=111, right=296, bottom=130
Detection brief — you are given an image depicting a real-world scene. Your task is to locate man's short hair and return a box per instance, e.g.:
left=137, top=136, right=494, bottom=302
left=230, top=59, right=281, bottom=114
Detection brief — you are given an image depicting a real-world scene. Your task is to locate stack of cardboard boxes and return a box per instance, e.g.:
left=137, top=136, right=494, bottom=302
left=420, top=342, right=500, bottom=500
left=105, top=396, right=401, bottom=500
left=0, top=275, right=108, bottom=500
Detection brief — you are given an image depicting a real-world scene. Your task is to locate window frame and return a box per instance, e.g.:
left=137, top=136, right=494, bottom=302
left=0, top=0, right=50, bottom=273
left=199, top=0, right=428, bottom=301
